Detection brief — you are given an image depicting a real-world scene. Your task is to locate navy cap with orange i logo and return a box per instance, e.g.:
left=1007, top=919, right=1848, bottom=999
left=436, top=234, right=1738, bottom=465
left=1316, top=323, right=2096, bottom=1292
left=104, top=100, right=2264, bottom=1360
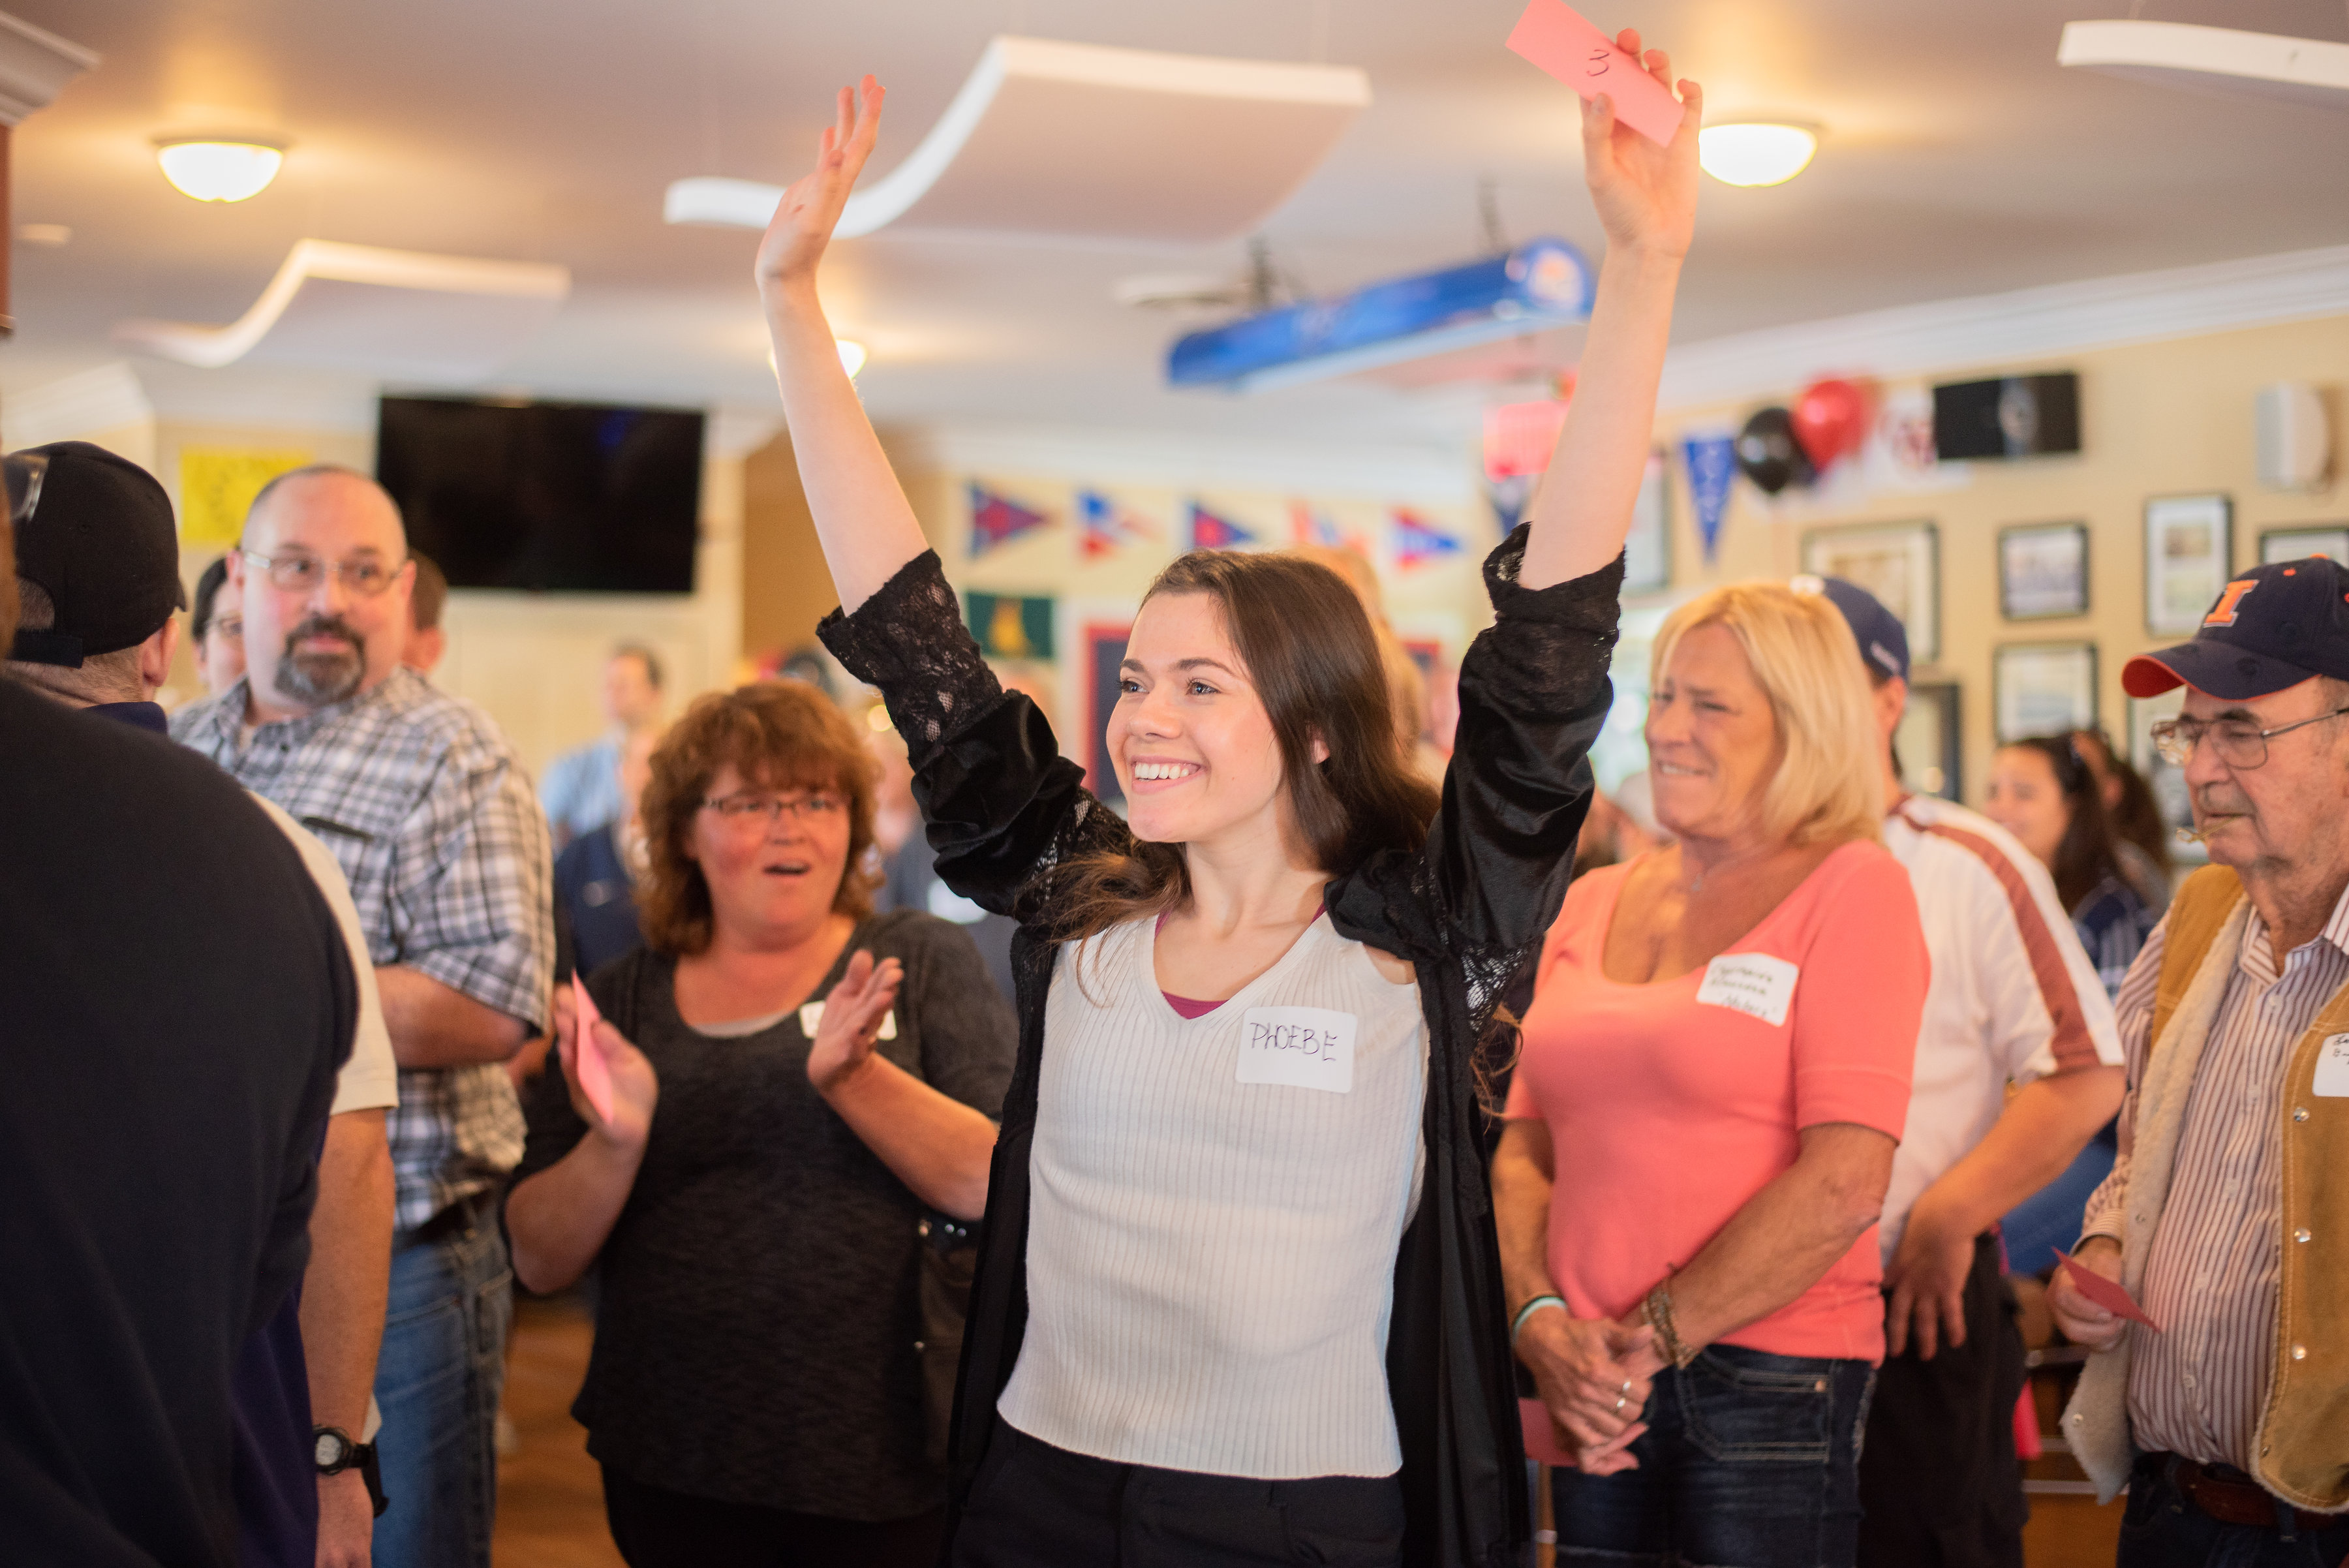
left=2122, top=556, right=2349, bottom=700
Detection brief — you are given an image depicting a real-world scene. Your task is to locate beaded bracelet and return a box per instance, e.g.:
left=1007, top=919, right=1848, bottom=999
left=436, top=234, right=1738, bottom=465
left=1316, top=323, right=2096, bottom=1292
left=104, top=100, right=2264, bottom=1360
left=1642, top=1281, right=1700, bottom=1370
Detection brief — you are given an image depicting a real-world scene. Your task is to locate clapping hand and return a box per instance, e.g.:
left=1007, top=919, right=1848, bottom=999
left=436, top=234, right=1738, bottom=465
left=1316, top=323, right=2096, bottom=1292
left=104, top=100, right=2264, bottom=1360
left=551, top=982, right=658, bottom=1152
left=756, top=75, right=885, bottom=296
left=806, top=949, right=903, bottom=1094
left=1582, top=32, right=1700, bottom=263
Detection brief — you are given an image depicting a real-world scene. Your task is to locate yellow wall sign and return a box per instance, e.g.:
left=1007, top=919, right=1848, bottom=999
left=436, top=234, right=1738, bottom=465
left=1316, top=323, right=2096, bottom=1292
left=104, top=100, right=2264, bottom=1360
left=179, top=448, right=313, bottom=548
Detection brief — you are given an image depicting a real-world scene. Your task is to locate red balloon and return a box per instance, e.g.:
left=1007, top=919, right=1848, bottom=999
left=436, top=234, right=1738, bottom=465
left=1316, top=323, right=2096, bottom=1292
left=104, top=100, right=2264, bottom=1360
left=1791, top=378, right=1872, bottom=469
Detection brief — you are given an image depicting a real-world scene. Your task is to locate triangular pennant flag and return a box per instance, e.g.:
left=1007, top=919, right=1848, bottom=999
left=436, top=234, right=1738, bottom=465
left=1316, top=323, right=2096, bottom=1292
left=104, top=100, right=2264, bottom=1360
left=1681, top=433, right=1738, bottom=562
left=969, top=482, right=1051, bottom=557
left=1188, top=502, right=1257, bottom=552
left=1077, top=489, right=1158, bottom=561
left=1391, top=508, right=1464, bottom=570
left=1288, top=500, right=1349, bottom=550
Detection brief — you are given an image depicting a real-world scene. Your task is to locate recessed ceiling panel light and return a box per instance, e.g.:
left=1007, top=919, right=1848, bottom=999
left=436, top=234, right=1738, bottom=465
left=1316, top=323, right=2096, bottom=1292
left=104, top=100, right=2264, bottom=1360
left=18, top=223, right=71, bottom=246
left=1697, top=122, right=1819, bottom=187
left=154, top=136, right=288, bottom=202
left=765, top=339, right=868, bottom=379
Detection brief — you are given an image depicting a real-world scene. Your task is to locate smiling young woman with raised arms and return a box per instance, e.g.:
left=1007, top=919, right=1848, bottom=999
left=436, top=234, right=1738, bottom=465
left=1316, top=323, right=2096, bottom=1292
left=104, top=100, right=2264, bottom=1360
left=754, top=42, right=1700, bottom=1568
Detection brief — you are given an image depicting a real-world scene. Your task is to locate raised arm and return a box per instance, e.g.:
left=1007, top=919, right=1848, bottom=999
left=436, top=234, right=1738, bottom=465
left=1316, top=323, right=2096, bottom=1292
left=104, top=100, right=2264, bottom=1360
left=756, top=78, right=927, bottom=613
left=1520, top=35, right=1700, bottom=591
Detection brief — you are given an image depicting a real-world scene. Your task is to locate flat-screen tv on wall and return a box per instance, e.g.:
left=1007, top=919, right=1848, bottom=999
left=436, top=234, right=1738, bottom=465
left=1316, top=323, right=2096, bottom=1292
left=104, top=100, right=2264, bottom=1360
left=376, top=395, right=704, bottom=594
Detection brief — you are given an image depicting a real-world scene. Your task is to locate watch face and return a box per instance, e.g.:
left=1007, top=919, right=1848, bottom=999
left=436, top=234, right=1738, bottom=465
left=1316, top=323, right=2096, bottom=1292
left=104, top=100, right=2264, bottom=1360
left=314, top=1430, right=350, bottom=1470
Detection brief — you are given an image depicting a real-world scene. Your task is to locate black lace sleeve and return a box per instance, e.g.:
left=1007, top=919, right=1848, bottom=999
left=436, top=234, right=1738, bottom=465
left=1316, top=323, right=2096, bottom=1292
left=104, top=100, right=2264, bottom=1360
left=1328, top=525, right=1621, bottom=1029
left=818, top=551, right=1131, bottom=922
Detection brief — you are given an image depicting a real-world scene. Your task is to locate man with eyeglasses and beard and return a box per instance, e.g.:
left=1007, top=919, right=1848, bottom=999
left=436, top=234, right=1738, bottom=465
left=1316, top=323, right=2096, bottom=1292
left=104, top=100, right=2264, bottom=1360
left=2051, top=557, right=2349, bottom=1567
left=173, top=465, right=555, bottom=1568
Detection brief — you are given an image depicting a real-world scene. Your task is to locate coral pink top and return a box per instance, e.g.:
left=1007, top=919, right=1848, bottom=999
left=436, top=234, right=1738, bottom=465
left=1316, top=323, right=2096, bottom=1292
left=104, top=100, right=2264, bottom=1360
left=1505, top=840, right=1927, bottom=1366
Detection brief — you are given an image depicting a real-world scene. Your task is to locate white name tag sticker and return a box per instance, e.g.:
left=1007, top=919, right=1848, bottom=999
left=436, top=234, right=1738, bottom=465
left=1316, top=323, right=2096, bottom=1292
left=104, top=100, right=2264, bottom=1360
left=1237, top=1006, right=1357, bottom=1094
left=797, top=1002, right=896, bottom=1040
left=1695, top=953, right=1801, bottom=1027
left=2314, top=1034, right=2349, bottom=1098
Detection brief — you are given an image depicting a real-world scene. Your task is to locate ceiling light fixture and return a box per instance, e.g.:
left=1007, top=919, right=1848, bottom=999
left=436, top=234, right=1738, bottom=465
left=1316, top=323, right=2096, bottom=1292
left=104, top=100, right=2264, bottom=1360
left=153, top=136, right=288, bottom=202
left=1697, top=122, right=1819, bottom=187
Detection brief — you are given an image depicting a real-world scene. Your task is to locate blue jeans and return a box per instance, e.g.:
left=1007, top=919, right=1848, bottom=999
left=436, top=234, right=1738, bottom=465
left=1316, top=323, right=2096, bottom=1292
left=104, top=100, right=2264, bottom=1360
left=1550, top=1344, right=1877, bottom=1568
left=2118, top=1456, right=2349, bottom=1568
left=371, top=1203, right=512, bottom=1568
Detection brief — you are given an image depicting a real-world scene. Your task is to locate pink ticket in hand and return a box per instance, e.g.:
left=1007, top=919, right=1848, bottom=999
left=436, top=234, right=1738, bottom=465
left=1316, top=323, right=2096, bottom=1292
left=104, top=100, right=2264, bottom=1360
left=2059, top=1253, right=2160, bottom=1330
left=1506, top=0, right=1685, bottom=147
left=571, top=972, right=616, bottom=1124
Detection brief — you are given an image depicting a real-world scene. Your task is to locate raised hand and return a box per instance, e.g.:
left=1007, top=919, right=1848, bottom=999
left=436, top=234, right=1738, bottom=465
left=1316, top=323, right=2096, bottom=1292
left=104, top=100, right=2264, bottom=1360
left=1582, top=32, right=1701, bottom=261
left=552, top=982, right=659, bottom=1152
left=807, top=949, right=904, bottom=1094
left=756, top=75, right=885, bottom=296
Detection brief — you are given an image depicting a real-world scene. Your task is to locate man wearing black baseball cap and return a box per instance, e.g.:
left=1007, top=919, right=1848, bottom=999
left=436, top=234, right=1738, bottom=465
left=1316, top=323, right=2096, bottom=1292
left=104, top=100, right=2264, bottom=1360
left=3, top=440, right=187, bottom=729
left=5, top=440, right=402, bottom=1568
left=2051, top=557, right=2349, bottom=1556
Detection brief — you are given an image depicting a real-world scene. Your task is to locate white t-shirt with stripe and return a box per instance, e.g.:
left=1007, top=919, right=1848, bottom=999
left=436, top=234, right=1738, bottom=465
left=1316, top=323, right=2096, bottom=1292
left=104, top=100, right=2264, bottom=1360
left=1879, top=795, right=2123, bottom=1259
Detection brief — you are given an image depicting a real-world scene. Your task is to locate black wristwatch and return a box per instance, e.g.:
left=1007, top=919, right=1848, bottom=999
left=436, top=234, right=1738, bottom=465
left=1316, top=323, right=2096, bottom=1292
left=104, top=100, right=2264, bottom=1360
left=313, top=1425, right=359, bottom=1476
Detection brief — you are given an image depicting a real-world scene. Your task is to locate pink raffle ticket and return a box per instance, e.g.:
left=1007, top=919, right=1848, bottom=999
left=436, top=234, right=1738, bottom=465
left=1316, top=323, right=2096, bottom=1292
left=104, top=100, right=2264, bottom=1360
left=1505, top=0, right=1685, bottom=147
left=2059, top=1254, right=2160, bottom=1331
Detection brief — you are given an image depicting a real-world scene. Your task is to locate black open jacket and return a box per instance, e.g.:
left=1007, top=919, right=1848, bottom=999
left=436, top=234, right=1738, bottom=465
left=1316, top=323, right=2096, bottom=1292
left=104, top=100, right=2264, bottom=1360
left=819, top=527, right=1621, bottom=1568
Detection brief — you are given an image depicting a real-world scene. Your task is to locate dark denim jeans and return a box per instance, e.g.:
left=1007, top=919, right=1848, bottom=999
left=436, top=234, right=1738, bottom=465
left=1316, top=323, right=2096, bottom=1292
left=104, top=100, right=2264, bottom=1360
left=370, top=1208, right=512, bottom=1568
left=1550, top=1344, right=1877, bottom=1568
left=2117, top=1456, right=2349, bottom=1568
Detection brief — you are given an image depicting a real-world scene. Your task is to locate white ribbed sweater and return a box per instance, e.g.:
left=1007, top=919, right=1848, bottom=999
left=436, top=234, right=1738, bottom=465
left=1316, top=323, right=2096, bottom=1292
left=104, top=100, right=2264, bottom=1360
left=995, top=912, right=1428, bottom=1479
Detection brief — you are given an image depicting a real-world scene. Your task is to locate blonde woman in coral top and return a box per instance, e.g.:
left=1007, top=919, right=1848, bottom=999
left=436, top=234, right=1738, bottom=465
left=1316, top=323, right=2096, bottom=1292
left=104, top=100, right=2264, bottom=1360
left=1494, top=583, right=1930, bottom=1568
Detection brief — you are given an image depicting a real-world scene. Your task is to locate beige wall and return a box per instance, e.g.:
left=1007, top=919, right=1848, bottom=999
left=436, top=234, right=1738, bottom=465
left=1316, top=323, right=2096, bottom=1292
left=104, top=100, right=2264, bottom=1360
left=36, top=403, right=747, bottom=784
left=1647, top=313, right=2349, bottom=805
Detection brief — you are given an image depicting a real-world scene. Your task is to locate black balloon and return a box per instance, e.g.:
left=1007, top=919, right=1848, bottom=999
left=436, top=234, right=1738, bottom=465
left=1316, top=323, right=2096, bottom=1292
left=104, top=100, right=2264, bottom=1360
left=1735, top=406, right=1816, bottom=495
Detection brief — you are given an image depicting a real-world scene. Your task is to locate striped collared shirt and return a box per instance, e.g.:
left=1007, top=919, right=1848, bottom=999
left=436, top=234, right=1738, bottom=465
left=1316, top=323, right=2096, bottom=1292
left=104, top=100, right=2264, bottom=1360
left=2083, top=880, right=2349, bottom=1469
left=173, top=666, right=554, bottom=1231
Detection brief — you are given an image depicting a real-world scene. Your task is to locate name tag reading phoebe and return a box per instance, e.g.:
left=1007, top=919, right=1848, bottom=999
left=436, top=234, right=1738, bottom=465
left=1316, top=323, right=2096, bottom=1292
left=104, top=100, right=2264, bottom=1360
left=1695, top=953, right=1800, bottom=1027
left=1237, top=1006, right=1359, bottom=1094
left=2315, top=1033, right=2349, bottom=1098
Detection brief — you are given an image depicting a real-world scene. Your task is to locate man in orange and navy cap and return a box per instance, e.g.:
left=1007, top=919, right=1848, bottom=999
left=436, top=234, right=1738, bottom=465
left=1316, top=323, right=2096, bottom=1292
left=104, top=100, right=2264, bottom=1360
left=2051, top=556, right=2349, bottom=1563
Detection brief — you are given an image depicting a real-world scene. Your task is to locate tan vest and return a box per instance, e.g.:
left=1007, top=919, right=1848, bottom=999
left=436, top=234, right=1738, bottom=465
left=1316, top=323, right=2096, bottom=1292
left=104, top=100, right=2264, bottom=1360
left=2062, top=865, right=2349, bottom=1511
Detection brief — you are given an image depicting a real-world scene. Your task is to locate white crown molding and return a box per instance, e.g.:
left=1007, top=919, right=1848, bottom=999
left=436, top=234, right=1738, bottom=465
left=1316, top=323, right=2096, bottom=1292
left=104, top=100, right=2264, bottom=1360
left=1657, top=243, right=2349, bottom=412
left=0, top=11, right=97, bottom=127
left=881, top=420, right=1471, bottom=504
left=2, top=361, right=154, bottom=449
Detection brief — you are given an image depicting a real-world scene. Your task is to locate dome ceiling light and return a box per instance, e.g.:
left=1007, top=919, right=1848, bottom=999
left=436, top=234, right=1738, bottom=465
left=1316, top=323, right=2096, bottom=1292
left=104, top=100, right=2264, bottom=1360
left=154, top=135, right=288, bottom=202
left=1696, top=122, right=1819, bottom=187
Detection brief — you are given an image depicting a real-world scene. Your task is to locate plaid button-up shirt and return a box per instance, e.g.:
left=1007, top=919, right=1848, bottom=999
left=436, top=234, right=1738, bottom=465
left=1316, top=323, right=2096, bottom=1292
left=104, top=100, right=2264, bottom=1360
left=174, top=666, right=555, bottom=1231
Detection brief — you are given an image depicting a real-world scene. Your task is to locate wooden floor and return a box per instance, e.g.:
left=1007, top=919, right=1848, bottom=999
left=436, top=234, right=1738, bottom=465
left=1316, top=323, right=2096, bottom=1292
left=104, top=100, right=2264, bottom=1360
left=492, top=1295, right=2123, bottom=1567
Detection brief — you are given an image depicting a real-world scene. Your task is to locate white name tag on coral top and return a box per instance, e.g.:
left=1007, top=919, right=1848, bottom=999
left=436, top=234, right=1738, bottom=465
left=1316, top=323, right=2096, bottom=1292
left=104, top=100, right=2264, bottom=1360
left=2314, top=1034, right=2349, bottom=1098
left=1695, top=953, right=1800, bottom=1027
left=1236, top=1006, right=1357, bottom=1094
left=797, top=1002, right=896, bottom=1040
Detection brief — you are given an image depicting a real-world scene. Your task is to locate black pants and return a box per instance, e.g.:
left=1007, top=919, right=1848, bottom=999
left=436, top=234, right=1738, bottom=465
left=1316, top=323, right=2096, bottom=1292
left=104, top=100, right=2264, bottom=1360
left=601, top=1465, right=945, bottom=1568
left=2119, top=1454, right=2349, bottom=1568
left=951, top=1420, right=1405, bottom=1568
left=1855, top=1230, right=2029, bottom=1568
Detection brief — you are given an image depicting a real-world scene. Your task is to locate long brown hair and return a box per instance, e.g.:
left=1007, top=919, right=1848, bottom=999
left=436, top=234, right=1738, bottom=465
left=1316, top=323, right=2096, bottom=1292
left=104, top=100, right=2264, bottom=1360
left=637, top=681, right=880, bottom=955
left=2002, top=735, right=2126, bottom=913
left=1045, top=550, right=1441, bottom=943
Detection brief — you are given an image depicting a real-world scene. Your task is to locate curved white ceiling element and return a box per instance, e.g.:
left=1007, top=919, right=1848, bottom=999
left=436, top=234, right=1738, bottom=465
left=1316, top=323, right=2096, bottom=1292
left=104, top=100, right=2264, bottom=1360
left=2058, top=21, right=2349, bottom=111
left=113, top=239, right=570, bottom=380
left=664, top=35, right=1371, bottom=244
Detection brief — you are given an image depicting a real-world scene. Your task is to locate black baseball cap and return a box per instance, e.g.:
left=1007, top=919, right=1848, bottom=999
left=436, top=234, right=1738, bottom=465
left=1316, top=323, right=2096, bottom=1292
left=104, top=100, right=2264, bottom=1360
left=2123, top=557, right=2349, bottom=701
left=5, top=441, right=187, bottom=668
left=1794, top=574, right=1910, bottom=684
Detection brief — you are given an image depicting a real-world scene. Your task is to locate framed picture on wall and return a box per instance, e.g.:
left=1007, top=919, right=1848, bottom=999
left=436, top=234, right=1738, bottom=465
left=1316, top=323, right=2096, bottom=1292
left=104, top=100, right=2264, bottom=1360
left=1993, top=641, right=2097, bottom=742
left=1896, top=681, right=1962, bottom=801
left=2260, top=525, right=2349, bottom=566
left=2144, top=494, right=2233, bottom=634
left=1801, top=520, right=1939, bottom=662
left=1623, top=450, right=1672, bottom=595
left=1997, top=521, right=2089, bottom=620
left=2128, top=690, right=2203, bottom=867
